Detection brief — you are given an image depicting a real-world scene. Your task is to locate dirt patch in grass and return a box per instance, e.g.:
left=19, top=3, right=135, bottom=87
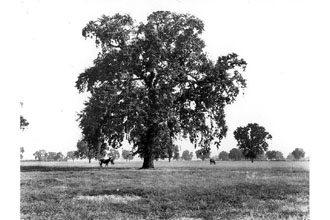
left=74, top=194, right=142, bottom=204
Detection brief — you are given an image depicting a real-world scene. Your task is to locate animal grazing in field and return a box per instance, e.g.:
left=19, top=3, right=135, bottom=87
left=210, top=159, right=216, bottom=165
left=99, top=157, right=115, bottom=167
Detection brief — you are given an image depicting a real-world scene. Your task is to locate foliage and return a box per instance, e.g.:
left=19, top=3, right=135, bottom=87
left=255, top=152, right=267, bottom=161
left=75, top=139, right=108, bottom=163
left=228, top=148, right=243, bottom=161
left=66, top=151, right=77, bottom=161
left=182, top=150, right=193, bottom=161
left=156, top=144, right=179, bottom=162
left=233, top=123, right=272, bottom=163
left=195, top=148, right=211, bottom=160
left=76, top=11, right=247, bottom=168
left=46, top=152, right=56, bottom=161
left=107, top=148, right=120, bottom=159
left=122, top=150, right=134, bottom=161
left=286, top=153, right=295, bottom=161
left=218, top=151, right=229, bottom=161
left=266, top=150, right=285, bottom=161
left=292, top=148, right=305, bottom=160
left=20, top=147, right=24, bottom=160
left=54, top=152, right=64, bottom=161
left=20, top=115, right=29, bottom=130
left=33, top=150, right=48, bottom=161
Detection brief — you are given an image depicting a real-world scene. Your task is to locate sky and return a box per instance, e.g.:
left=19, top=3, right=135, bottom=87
left=11, top=0, right=329, bottom=159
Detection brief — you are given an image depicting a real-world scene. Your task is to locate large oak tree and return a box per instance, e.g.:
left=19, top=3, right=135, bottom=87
left=76, top=11, right=247, bottom=168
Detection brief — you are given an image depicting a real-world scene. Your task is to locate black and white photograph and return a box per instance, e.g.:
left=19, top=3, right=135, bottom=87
left=6, top=0, right=329, bottom=219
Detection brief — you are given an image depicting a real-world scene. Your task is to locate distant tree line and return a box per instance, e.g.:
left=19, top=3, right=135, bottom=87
left=33, top=150, right=66, bottom=161
left=216, top=147, right=306, bottom=161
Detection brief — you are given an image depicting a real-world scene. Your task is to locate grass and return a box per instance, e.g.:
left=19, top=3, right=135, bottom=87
left=20, top=160, right=309, bottom=220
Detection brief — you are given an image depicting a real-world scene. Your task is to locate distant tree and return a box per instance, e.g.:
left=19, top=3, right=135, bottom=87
left=20, top=106, right=29, bottom=159
left=33, top=150, right=48, bottom=161
left=275, top=151, right=284, bottom=161
left=75, top=139, right=108, bottom=163
left=266, top=150, right=285, bottom=161
left=234, top=123, right=272, bottom=163
left=47, top=152, right=57, bottom=161
left=20, top=115, right=29, bottom=131
left=195, top=149, right=211, bottom=161
left=218, top=151, right=229, bottom=161
left=286, top=153, right=295, bottom=161
left=122, top=150, right=134, bottom=161
left=54, top=152, right=64, bottom=161
left=173, top=145, right=180, bottom=161
left=108, top=148, right=120, bottom=159
left=256, top=152, right=267, bottom=161
left=66, top=151, right=77, bottom=161
left=20, top=147, right=24, bottom=160
left=228, top=148, right=243, bottom=161
left=292, top=148, right=305, bottom=160
left=182, top=150, right=193, bottom=161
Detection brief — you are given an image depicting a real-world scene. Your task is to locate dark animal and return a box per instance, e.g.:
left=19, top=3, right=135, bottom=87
left=210, top=159, right=216, bottom=165
left=99, top=157, right=115, bottom=167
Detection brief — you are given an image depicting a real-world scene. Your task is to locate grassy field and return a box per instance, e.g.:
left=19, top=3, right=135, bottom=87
left=20, top=160, right=309, bottom=220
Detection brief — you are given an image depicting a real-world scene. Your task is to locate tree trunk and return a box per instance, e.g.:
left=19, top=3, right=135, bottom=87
left=251, top=158, right=254, bottom=163
left=88, top=157, right=91, bottom=163
left=140, top=122, right=157, bottom=169
left=141, top=152, right=154, bottom=169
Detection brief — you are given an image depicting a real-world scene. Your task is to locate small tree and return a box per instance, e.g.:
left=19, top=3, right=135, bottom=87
left=256, top=152, right=267, bottom=161
left=228, top=148, right=243, bottom=161
left=20, top=115, right=29, bottom=131
left=20, top=104, right=29, bottom=159
left=267, top=150, right=285, bottom=161
left=66, top=151, right=77, bottom=161
left=292, top=148, right=305, bottom=160
left=33, top=150, right=48, bottom=161
left=54, top=152, right=64, bottom=161
left=108, top=148, right=120, bottom=159
left=47, top=152, right=57, bottom=161
left=234, top=123, right=272, bottom=163
left=20, top=147, right=24, bottom=160
left=122, top=150, right=134, bottom=161
left=182, top=150, right=193, bottom=161
left=286, top=153, right=295, bottom=161
left=75, top=139, right=108, bottom=163
left=266, top=151, right=276, bottom=160
left=218, top=151, right=229, bottom=161
left=195, top=149, right=211, bottom=161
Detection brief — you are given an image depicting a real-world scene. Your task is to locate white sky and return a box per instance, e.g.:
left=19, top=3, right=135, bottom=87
left=11, top=0, right=329, bottom=159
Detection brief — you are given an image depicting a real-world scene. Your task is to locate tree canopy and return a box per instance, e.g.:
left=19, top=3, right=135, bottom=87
left=122, top=149, right=134, bottom=161
left=76, top=11, right=247, bottom=168
left=218, top=151, right=229, bottom=161
left=33, top=150, right=48, bottom=161
left=182, top=150, right=193, bottom=161
left=291, top=148, right=305, bottom=160
left=228, top=148, right=243, bottom=161
left=20, top=115, right=29, bottom=131
left=266, top=150, right=284, bottom=161
left=234, top=123, right=272, bottom=163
